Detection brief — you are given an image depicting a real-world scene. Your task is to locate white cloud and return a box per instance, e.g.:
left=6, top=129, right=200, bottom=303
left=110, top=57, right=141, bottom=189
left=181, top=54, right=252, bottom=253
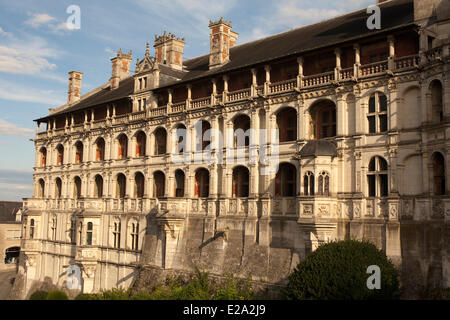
left=25, top=13, right=56, bottom=28
left=0, top=79, right=65, bottom=106
left=0, top=32, right=63, bottom=76
left=0, top=119, right=33, bottom=137
left=24, top=13, right=74, bottom=35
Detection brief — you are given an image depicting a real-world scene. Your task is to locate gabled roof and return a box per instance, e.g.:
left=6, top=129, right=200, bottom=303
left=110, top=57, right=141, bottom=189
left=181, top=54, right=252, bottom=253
left=0, top=201, right=22, bottom=223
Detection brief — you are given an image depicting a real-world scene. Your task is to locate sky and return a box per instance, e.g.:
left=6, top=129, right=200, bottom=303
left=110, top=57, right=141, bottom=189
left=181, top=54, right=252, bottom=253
left=0, top=0, right=374, bottom=201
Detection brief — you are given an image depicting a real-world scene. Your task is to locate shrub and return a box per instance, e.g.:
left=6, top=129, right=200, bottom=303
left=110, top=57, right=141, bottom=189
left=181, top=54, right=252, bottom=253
left=284, top=239, right=400, bottom=300
left=29, top=290, right=48, bottom=300
left=46, top=290, right=69, bottom=300
left=74, top=293, right=102, bottom=300
left=213, top=274, right=253, bottom=300
left=99, top=288, right=131, bottom=300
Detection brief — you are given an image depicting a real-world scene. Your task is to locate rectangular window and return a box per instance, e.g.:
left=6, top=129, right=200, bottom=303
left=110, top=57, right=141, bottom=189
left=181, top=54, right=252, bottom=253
left=139, top=79, right=142, bottom=90
left=379, top=115, right=388, bottom=132
left=369, top=97, right=376, bottom=113
left=368, top=116, right=376, bottom=133
left=379, top=95, right=387, bottom=112
left=368, top=175, right=376, bottom=197
left=380, top=174, right=388, bottom=197
left=86, top=232, right=92, bottom=245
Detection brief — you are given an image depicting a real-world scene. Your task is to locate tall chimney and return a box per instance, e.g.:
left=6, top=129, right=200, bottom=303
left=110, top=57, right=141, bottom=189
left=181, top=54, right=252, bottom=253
left=154, top=31, right=185, bottom=70
left=209, top=17, right=238, bottom=69
left=68, top=71, right=83, bottom=104
left=110, top=49, right=132, bottom=90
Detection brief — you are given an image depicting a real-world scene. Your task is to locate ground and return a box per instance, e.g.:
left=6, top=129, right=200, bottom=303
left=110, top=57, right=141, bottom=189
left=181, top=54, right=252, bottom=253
left=0, top=269, right=16, bottom=300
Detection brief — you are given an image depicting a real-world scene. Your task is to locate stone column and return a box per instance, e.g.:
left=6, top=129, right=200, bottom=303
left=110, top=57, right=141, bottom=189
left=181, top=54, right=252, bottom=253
left=336, top=94, right=345, bottom=136
left=388, top=35, right=395, bottom=71
left=389, top=81, right=399, bottom=131
left=223, top=75, right=229, bottom=103
left=297, top=57, right=304, bottom=89
left=251, top=68, right=257, bottom=97
left=335, top=48, right=341, bottom=81
left=353, top=44, right=360, bottom=79
left=264, top=65, right=271, bottom=95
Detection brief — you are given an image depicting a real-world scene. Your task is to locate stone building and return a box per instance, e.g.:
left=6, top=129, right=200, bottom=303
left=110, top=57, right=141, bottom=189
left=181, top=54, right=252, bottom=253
left=0, top=201, right=22, bottom=271
left=16, top=0, right=450, bottom=298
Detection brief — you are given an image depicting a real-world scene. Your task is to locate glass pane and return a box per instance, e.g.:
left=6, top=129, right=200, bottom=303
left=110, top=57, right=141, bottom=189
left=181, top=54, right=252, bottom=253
left=379, top=94, right=387, bottom=112
left=368, top=175, right=376, bottom=197
left=380, top=115, right=387, bottom=132
left=380, top=174, right=388, bottom=196
left=368, top=116, right=376, bottom=133
left=369, top=96, right=375, bottom=113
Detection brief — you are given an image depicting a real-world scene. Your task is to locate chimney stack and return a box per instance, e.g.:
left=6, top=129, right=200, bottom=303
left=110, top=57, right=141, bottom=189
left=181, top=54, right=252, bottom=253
left=68, top=71, right=83, bottom=105
left=154, top=31, right=185, bottom=70
left=209, top=17, right=238, bottom=69
left=110, top=49, right=132, bottom=90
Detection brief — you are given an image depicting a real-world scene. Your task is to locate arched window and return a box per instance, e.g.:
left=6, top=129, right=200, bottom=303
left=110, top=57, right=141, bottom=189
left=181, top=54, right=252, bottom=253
left=174, top=124, right=187, bottom=154
left=233, top=115, right=250, bottom=147
left=196, top=121, right=211, bottom=151
left=368, top=156, right=388, bottom=197
left=73, top=176, right=82, bottom=199
left=276, top=108, right=297, bottom=142
left=116, top=174, right=126, bottom=198
left=95, top=175, right=103, bottom=198
left=86, top=222, right=93, bottom=245
left=232, top=166, right=250, bottom=197
left=153, top=171, right=165, bottom=198
left=313, top=101, right=336, bottom=139
left=56, top=144, right=64, bottom=165
left=303, top=171, right=315, bottom=196
left=40, top=147, right=47, bottom=167
left=95, top=138, right=105, bottom=161
left=175, top=169, right=185, bottom=197
left=154, top=128, right=167, bottom=155
left=136, top=131, right=146, bottom=157
left=134, top=172, right=145, bottom=198
left=113, top=221, right=121, bottom=248
left=55, top=178, right=62, bottom=199
left=430, top=80, right=443, bottom=123
left=75, top=141, right=83, bottom=163
left=4, top=247, right=20, bottom=265
left=38, top=179, right=45, bottom=198
left=432, top=152, right=446, bottom=195
left=131, top=222, right=139, bottom=250
left=275, top=163, right=297, bottom=197
left=30, top=219, right=35, bottom=239
left=317, top=171, right=330, bottom=196
left=195, top=168, right=210, bottom=198
left=368, top=92, right=388, bottom=133
left=118, top=134, right=128, bottom=159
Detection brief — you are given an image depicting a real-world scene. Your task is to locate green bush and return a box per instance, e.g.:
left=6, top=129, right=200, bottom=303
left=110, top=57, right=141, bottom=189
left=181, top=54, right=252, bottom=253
left=213, top=274, right=253, bottom=300
left=99, top=288, right=131, bottom=300
left=284, top=240, right=400, bottom=300
left=46, top=290, right=69, bottom=300
left=74, top=293, right=102, bottom=300
left=29, top=290, right=48, bottom=300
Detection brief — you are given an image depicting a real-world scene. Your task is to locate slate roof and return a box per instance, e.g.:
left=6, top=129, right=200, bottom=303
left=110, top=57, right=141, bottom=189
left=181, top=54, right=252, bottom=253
left=0, top=201, right=22, bottom=223
left=36, top=0, right=415, bottom=122
left=299, top=140, right=338, bottom=157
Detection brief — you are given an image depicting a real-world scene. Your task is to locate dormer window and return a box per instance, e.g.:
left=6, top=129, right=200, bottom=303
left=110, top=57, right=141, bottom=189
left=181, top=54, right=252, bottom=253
left=144, top=77, right=147, bottom=88
left=139, top=78, right=143, bottom=90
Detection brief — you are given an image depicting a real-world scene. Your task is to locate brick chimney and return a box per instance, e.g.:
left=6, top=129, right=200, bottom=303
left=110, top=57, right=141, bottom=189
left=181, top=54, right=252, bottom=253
left=68, top=71, right=83, bottom=104
left=209, top=17, right=238, bottom=69
left=154, top=31, right=185, bottom=70
left=110, top=49, right=132, bottom=90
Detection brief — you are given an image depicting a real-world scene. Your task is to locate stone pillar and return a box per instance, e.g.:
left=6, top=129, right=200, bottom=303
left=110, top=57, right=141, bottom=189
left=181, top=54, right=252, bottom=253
left=297, top=57, right=304, bottom=88
left=225, top=168, right=233, bottom=198
left=335, top=48, right=341, bottom=81
left=389, top=81, right=399, bottom=131
left=264, top=65, right=271, bottom=95
left=187, top=84, right=192, bottom=109
left=251, top=68, right=257, bottom=97
left=336, top=94, right=345, bottom=136
left=168, top=89, right=173, bottom=106
left=353, top=44, right=360, bottom=79
left=388, top=35, right=395, bottom=70
left=223, top=75, right=229, bottom=103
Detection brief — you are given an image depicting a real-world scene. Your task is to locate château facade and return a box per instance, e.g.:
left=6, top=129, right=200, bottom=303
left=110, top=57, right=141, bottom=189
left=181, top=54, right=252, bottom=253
left=16, top=0, right=450, bottom=298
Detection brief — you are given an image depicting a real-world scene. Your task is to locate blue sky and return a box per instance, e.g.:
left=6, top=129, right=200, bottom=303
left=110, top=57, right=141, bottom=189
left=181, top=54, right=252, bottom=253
left=0, top=0, right=373, bottom=201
